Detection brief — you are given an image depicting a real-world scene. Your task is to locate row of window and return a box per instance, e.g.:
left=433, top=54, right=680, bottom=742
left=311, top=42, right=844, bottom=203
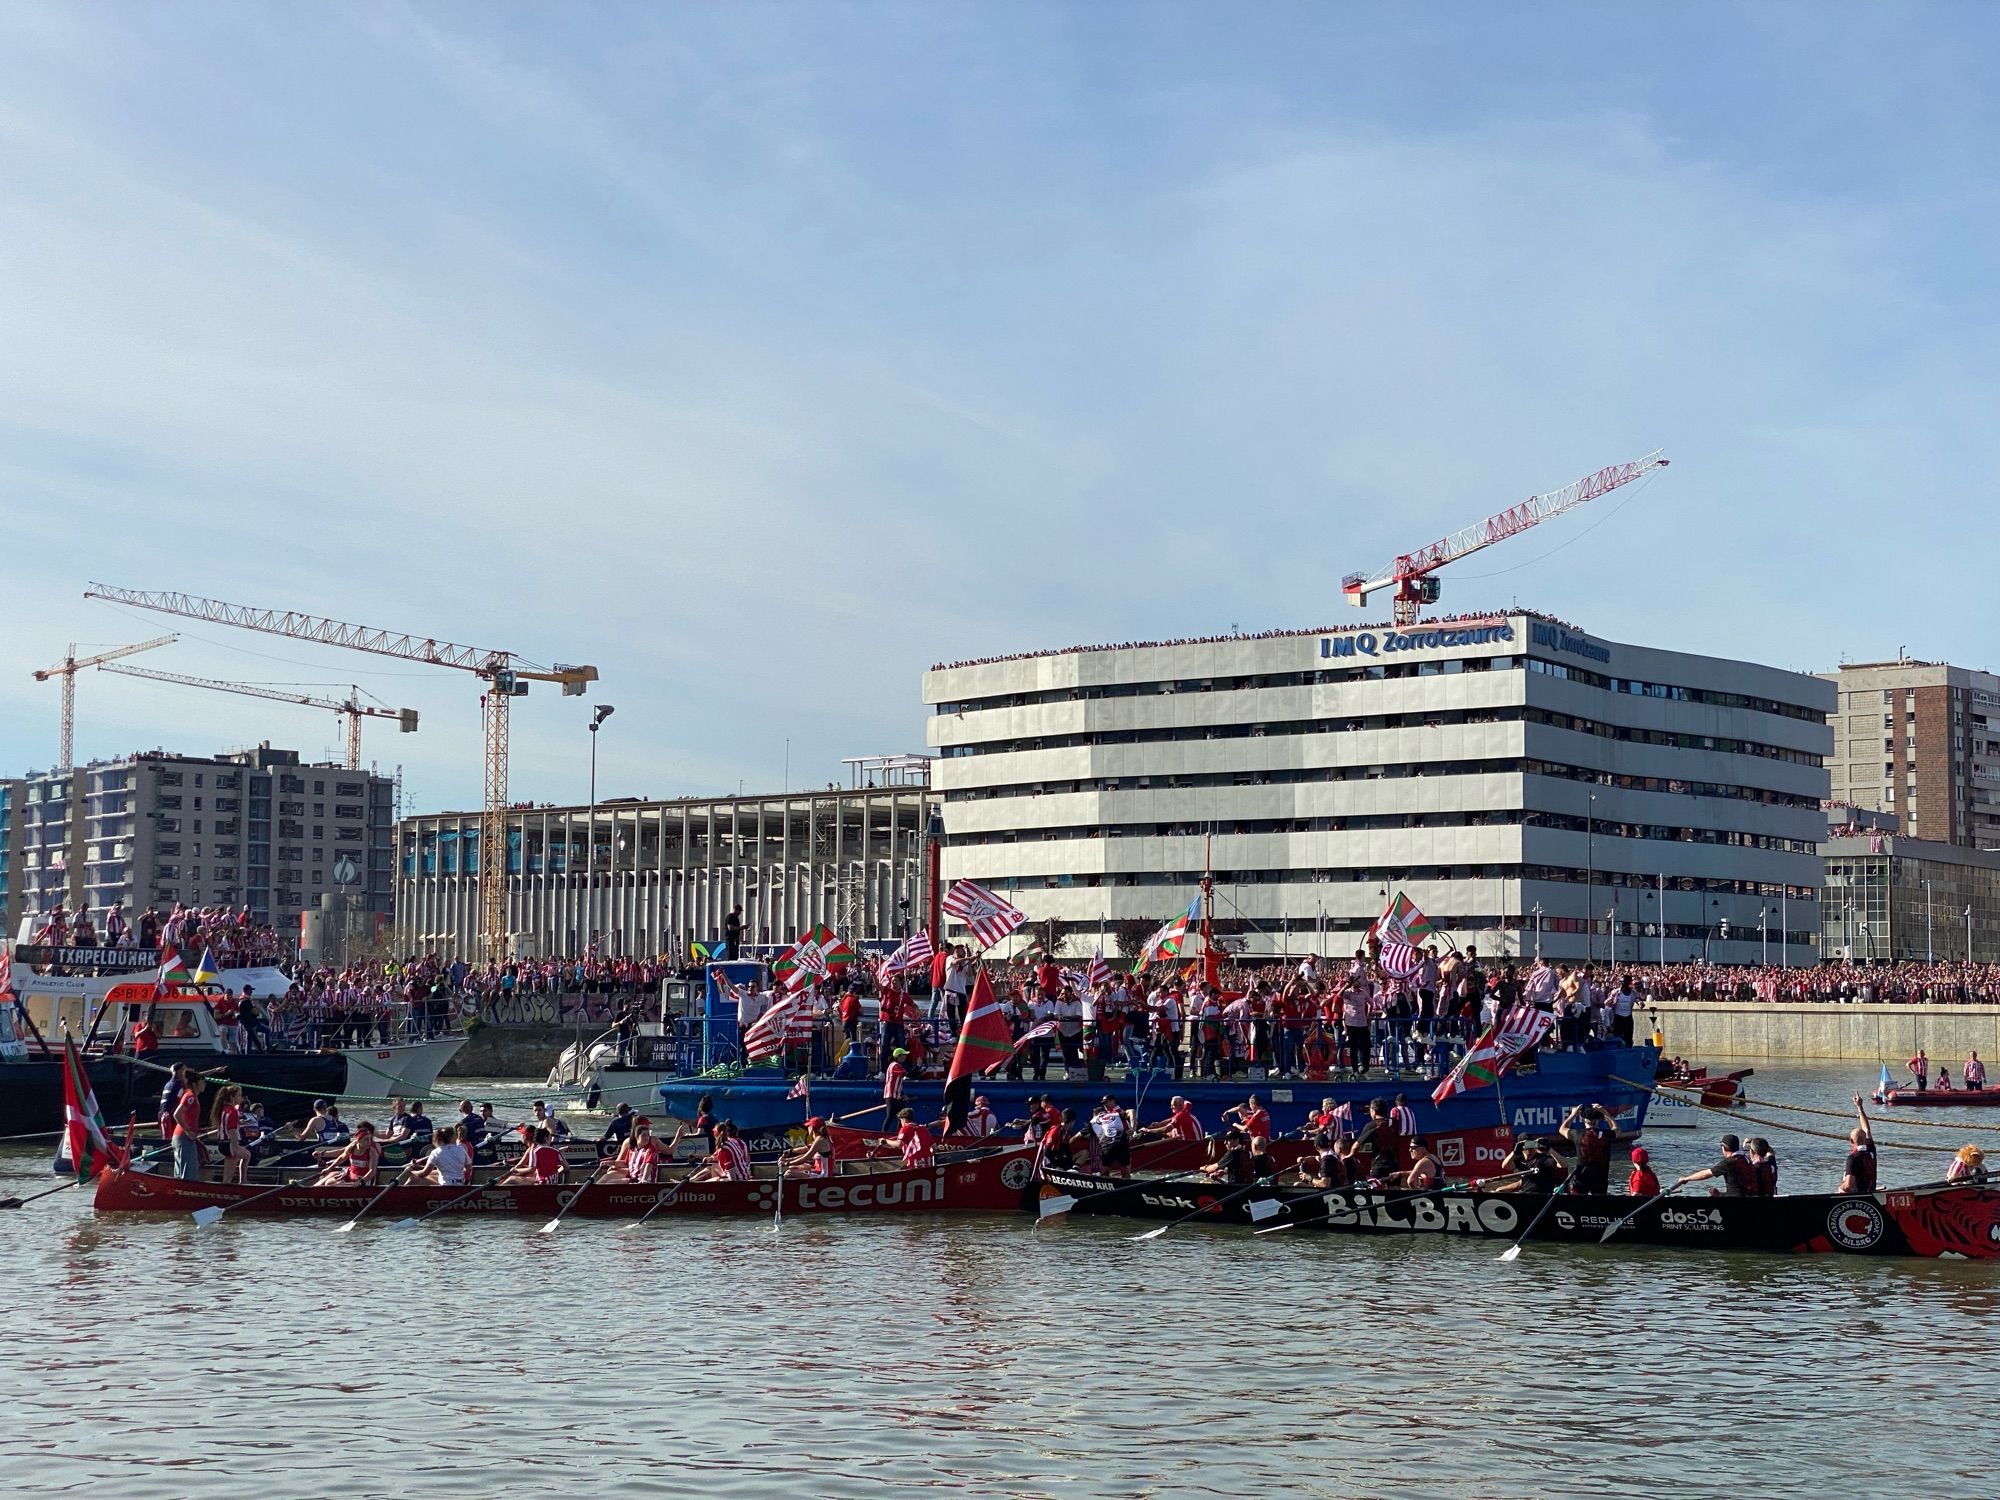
left=952, top=866, right=1819, bottom=900
left=945, top=758, right=1821, bottom=812
left=950, top=810, right=1816, bottom=856
left=934, top=654, right=1826, bottom=723
left=938, top=703, right=1826, bottom=768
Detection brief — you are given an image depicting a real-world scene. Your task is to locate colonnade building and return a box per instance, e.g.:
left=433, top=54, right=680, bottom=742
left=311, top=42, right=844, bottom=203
left=924, top=612, right=1834, bottom=965
left=395, top=758, right=933, bottom=959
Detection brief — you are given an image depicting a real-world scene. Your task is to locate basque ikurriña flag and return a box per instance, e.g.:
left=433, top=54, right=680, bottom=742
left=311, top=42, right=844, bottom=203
left=60, top=1035, right=124, bottom=1181
left=949, top=968, right=1013, bottom=1086
left=1431, top=1003, right=1554, bottom=1105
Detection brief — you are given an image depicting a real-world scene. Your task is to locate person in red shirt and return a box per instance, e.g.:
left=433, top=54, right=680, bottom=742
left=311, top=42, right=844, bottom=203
left=881, top=1048, right=909, bottom=1131
left=838, top=991, right=863, bottom=1049
left=498, top=1125, right=566, bottom=1186
left=1627, top=1147, right=1661, bottom=1198
left=1223, top=1094, right=1271, bottom=1144
left=1136, top=1095, right=1204, bottom=1146
left=894, top=1108, right=935, bottom=1169
left=130, top=1015, right=160, bottom=1058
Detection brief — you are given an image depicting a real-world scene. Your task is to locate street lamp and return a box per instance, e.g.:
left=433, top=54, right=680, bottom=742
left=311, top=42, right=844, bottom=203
left=588, top=704, right=615, bottom=948
left=1760, top=906, right=1769, bottom=967
left=1925, top=878, right=1934, bottom=964
left=1531, top=901, right=1544, bottom=960
left=1585, top=792, right=1596, bottom=966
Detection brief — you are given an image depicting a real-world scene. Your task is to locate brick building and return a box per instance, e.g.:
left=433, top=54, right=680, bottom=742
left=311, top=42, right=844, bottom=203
left=1819, top=660, right=2000, bottom=849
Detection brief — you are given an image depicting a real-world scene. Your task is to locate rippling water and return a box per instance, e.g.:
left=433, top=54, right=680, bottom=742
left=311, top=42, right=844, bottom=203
left=5, top=1065, right=1997, bottom=1499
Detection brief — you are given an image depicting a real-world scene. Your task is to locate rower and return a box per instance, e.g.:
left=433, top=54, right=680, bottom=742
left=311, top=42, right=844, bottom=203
left=1392, top=1137, right=1443, bottom=1191
left=1144, top=1096, right=1200, bottom=1144
left=1090, top=1097, right=1133, bottom=1179
left=1561, top=1103, right=1618, bottom=1196
left=1627, top=1147, right=1660, bottom=1198
left=1673, top=1133, right=1755, bottom=1197
left=497, top=1125, right=566, bottom=1186
left=314, top=1121, right=382, bottom=1187
left=1841, top=1096, right=1878, bottom=1195
left=1354, top=1099, right=1402, bottom=1182
left=964, top=1095, right=999, bottom=1138
left=603, top=1117, right=662, bottom=1185
left=1202, top=1127, right=1253, bottom=1186
left=597, top=1103, right=637, bottom=1159
left=892, top=1108, right=937, bottom=1170
left=405, top=1124, right=472, bottom=1186
left=780, top=1117, right=835, bottom=1180
left=1744, top=1138, right=1778, bottom=1196
left=1223, top=1094, right=1272, bottom=1145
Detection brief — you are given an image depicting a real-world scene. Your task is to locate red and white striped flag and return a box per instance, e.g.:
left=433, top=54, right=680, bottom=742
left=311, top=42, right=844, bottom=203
left=942, top=880, right=1027, bottom=951
left=743, top=989, right=811, bottom=1062
left=1087, top=945, right=1112, bottom=989
left=787, top=1075, right=811, bottom=1101
left=1378, top=940, right=1422, bottom=979
left=1432, top=1003, right=1553, bottom=1104
left=988, top=1019, right=1059, bottom=1075
left=882, top=929, right=934, bottom=977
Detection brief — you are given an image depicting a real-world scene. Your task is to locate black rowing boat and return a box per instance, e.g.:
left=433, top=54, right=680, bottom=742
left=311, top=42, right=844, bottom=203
left=1038, top=1169, right=2000, bottom=1260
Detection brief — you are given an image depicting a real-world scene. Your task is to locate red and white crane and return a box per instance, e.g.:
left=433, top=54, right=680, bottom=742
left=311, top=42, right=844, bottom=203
left=1343, top=451, right=1669, bottom=626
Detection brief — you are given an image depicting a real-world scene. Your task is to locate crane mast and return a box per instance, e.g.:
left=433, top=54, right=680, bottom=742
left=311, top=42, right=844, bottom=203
left=31, top=634, right=179, bottom=772
left=83, top=583, right=597, bottom=957
left=96, top=664, right=418, bottom=770
left=1343, top=451, right=1668, bottom=625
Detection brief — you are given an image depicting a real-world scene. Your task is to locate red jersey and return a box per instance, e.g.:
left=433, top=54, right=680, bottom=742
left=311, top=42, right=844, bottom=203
left=1240, top=1107, right=1271, bottom=1142
left=172, top=1089, right=201, bottom=1139
left=716, top=1137, right=754, bottom=1181
left=529, top=1144, right=564, bottom=1183
left=1165, top=1107, right=1202, bottom=1143
left=1628, top=1164, right=1661, bottom=1197
left=897, top=1122, right=935, bottom=1169
left=883, top=1060, right=907, bottom=1101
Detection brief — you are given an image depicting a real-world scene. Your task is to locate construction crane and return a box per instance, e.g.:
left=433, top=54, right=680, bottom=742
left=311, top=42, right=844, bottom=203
left=96, top=664, right=418, bottom=771
left=82, top=584, right=598, bottom=957
left=32, top=634, right=179, bottom=772
left=1342, top=452, right=1669, bottom=626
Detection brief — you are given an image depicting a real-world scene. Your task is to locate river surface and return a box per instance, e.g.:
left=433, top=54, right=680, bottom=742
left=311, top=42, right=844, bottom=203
left=4, top=1063, right=1997, bottom=1499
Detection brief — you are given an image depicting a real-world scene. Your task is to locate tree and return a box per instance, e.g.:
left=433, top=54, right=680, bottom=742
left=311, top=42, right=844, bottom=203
left=1111, top=917, right=1156, bottom=961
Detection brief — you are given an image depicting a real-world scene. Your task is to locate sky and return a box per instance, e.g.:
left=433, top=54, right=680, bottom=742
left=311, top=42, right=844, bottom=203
left=2, top=3, right=1995, bottom=814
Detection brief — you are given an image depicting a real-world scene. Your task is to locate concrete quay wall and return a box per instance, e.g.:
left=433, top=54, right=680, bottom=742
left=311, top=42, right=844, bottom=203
left=1649, top=1002, right=2000, bottom=1063
left=440, top=1024, right=573, bottom=1081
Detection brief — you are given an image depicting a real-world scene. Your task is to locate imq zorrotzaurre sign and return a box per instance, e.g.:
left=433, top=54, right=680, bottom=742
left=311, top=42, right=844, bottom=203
left=1320, top=623, right=1515, bottom=659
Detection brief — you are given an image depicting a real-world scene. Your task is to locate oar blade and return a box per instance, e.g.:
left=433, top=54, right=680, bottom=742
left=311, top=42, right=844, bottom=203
left=333, top=1219, right=360, bottom=1234
left=1252, top=1221, right=1297, bottom=1237
left=190, top=1206, right=227, bottom=1228
left=1497, top=1243, right=1524, bottom=1262
left=1037, top=1194, right=1077, bottom=1220
left=1129, top=1224, right=1170, bottom=1242
left=1246, top=1198, right=1283, bottom=1224
left=387, top=1217, right=420, bottom=1231
left=536, top=1217, right=564, bottom=1235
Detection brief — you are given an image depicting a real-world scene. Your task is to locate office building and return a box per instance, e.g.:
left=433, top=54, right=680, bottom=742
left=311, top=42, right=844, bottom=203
left=925, top=611, right=1833, bottom=964
left=1823, top=831, right=2000, bottom=963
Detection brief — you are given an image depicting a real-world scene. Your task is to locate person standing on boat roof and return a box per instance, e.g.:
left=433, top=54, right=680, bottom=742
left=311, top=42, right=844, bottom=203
left=1841, top=1096, right=1878, bottom=1194
left=1673, top=1134, right=1755, bottom=1197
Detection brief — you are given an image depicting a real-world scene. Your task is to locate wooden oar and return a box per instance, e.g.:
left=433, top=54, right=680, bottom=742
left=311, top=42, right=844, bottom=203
left=1130, top=1179, right=1280, bottom=1242
left=333, top=1176, right=402, bottom=1234
left=537, top=1164, right=609, bottom=1236
left=772, top=1158, right=786, bottom=1234
left=193, top=1176, right=308, bottom=1228
left=0, top=1178, right=85, bottom=1211
left=1597, top=1182, right=1683, bottom=1244
left=1498, top=1177, right=1572, bottom=1262
left=619, top=1168, right=697, bottom=1233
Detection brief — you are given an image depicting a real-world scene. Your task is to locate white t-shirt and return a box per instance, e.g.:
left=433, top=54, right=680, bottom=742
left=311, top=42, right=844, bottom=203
left=425, top=1142, right=471, bottom=1185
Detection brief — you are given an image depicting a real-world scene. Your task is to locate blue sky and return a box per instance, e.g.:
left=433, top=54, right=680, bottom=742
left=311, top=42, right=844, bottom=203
left=2, top=4, right=1994, bottom=812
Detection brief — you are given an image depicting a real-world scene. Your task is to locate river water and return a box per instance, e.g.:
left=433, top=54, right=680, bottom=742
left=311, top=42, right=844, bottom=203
left=4, top=1062, right=1997, bottom=1499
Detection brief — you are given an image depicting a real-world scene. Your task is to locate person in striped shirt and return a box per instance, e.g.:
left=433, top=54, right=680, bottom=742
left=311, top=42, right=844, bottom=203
left=689, top=1120, right=754, bottom=1183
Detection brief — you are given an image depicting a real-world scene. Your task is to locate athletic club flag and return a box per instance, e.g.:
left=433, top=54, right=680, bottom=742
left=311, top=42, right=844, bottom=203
left=772, top=924, right=855, bottom=988
left=989, top=1018, right=1059, bottom=1074
left=941, top=880, right=1028, bottom=951
left=949, top=968, right=1014, bottom=1085
left=787, top=1076, right=812, bottom=1101
left=1373, top=892, right=1435, bottom=947
left=1431, top=1003, right=1554, bottom=1105
left=1378, top=940, right=1423, bottom=980
left=60, top=1035, right=122, bottom=1181
left=882, top=929, right=934, bottom=978
left=743, top=989, right=811, bottom=1063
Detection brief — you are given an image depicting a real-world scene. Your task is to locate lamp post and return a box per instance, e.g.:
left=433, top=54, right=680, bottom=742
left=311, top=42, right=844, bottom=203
left=1531, top=902, right=1544, bottom=960
left=1585, top=793, right=1598, bottom=965
left=1780, top=883, right=1789, bottom=970
left=1760, top=907, right=1769, bottom=967
left=1925, top=878, right=1934, bottom=964
left=1657, top=872, right=1667, bottom=967
left=588, top=704, right=615, bottom=948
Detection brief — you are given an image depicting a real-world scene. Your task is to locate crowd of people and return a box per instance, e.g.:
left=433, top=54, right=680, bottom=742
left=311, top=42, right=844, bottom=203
left=31, top=901, right=285, bottom=966
left=1637, top=961, right=2000, bottom=1005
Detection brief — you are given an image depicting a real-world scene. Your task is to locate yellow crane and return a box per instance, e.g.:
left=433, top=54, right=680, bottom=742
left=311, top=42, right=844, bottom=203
left=96, top=663, right=419, bottom=770
left=83, top=584, right=597, bottom=956
left=31, top=634, right=179, bottom=772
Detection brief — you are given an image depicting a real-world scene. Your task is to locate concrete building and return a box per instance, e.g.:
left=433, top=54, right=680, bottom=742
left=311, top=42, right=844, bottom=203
left=924, top=611, right=1833, bottom=964
left=12, top=745, right=395, bottom=934
left=1818, top=658, right=2000, bottom=848
left=1822, top=832, right=2000, bottom=963
left=396, top=757, right=936, bottom=958
left=0, top=779, right=22, bottom=938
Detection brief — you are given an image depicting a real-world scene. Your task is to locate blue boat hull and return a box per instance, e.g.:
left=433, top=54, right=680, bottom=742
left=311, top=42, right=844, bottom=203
left=657, top=1045, right=1661, bottom=1138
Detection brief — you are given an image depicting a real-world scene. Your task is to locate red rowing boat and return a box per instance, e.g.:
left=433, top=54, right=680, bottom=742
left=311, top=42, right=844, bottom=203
left=1874, top=1088, right=2000, bottom=1109
left=92, top=1146, right=1040, bottom=1220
